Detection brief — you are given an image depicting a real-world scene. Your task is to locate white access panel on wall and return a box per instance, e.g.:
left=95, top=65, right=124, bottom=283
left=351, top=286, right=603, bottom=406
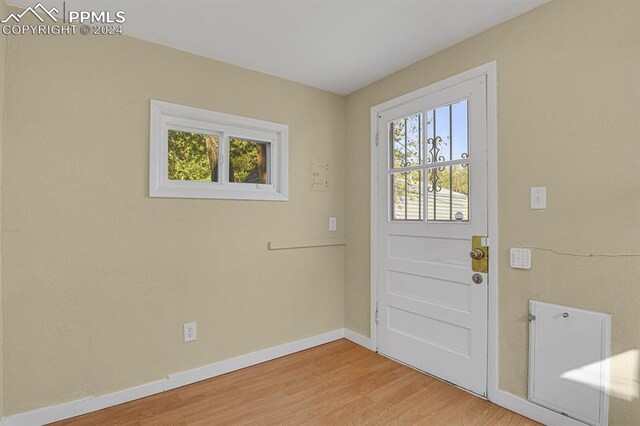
left=528, top=301, right=611, bottom=426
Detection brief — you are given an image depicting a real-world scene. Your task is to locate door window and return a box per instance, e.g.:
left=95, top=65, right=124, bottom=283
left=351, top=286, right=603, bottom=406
left=389, top=99, right=470, bottom=222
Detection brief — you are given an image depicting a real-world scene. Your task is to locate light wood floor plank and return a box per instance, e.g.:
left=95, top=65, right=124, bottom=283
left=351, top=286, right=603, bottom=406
left=55, top=339, right=540, bottom=425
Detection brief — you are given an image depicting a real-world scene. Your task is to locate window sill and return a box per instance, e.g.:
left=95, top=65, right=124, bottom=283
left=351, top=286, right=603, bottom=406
left=150, top=185, right=288, bottom=201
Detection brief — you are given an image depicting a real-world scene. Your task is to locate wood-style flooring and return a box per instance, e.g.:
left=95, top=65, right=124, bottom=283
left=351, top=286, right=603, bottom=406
left=55, top=339, right=540, bottom=425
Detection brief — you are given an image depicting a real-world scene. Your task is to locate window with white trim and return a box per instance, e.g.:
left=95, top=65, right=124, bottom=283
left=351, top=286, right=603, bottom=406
left=149, top=100, right=288, bottom=201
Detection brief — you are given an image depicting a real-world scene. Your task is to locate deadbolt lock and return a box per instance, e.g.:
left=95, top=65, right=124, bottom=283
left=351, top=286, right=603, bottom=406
left=471, top=236, right=489, bottom=273
left=470, top=249, right=484, bottom=260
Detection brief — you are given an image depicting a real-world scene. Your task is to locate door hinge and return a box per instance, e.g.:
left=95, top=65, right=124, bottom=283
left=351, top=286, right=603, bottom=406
left=375, top=306, right=379, bottom=324
left=375, top=130, right=379, bottom=146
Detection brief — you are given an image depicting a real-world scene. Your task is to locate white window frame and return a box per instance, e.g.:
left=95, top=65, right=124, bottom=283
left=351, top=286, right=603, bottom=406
left=149, top=100, right=289, bottom=201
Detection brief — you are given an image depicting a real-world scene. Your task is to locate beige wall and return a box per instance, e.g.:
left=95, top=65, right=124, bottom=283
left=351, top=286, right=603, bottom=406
left=1, top=30, right=346, bottom=414
left=0, top=0, right=6, bottom=418
left=2, top=0, right=640, bottom=422
left=345, top=0, right=640, bottom=424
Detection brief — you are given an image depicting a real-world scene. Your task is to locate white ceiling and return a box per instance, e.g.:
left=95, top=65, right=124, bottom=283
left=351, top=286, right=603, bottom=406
left=8, top=0, right=549, bottom=94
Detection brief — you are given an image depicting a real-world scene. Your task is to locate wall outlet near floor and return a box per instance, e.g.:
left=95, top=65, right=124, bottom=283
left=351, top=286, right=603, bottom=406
left=184, top=322, right=197, bottom=343
left=329, top=217, right=337, bottom=231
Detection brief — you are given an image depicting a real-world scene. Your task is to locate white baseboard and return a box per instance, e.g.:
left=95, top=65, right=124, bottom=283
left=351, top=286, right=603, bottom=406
left=2, top=329, right=567, bottom=426
left=343, top=328, right=374, bottom=350
left=2, top=328, right=346, bottom=426
left=493, top=390, right=588, bottom=426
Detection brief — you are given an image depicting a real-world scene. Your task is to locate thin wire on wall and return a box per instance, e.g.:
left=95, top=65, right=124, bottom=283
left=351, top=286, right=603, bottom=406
left=522, top=246, right=640, bottom=258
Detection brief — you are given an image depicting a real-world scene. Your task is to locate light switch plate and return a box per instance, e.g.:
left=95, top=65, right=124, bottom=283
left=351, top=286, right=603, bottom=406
left=531, top=187, right=547, bottom=209
left=329, top=217, right=337, bottom=231
left=510, top=248, right=532, bottom=269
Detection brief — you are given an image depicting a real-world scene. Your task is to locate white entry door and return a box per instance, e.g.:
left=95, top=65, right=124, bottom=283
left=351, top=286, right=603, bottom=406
left=376, top=75, right=488, bottom=395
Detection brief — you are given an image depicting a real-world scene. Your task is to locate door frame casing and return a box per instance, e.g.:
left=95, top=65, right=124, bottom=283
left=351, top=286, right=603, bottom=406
left=369, top=61, right=498, bottom=399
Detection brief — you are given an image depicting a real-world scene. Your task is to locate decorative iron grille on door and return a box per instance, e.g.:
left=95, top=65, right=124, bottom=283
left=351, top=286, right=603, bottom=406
left=389, top=99, right=470, bottom=222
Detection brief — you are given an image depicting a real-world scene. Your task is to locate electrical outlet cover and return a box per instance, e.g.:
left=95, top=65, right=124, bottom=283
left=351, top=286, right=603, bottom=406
left=183, top=322, right=197, bottom=343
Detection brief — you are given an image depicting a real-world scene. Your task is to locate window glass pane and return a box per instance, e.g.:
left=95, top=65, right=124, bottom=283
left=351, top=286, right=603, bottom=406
left=427, top=163, right=469, bottom=222
left=229, top=139, right=270, bottom=184
left=426, top=99, right=468, bottom=164
left=451, top=100, right=468, bottom=161
left=168, top=130, right=218, bottom=182
left=390, top=114, right=422, bottom=169
left=426, top=110, right=434, bottom=141
left=428, top=105, right=450, bottom=163
left=391, top=170, right=423, bottom=221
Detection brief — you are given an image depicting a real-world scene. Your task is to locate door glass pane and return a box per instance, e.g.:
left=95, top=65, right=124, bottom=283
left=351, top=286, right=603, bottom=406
left=168, top=130, right=219, bottom=182
left=427, top=163, right=469, bottom=222
left=391, top=170, right=423, bottom=221
left=229, top=139, right=270, bottom=184
left=426, top=99, right=468, bottom=164
left=390, top=114, right=422, bottom=169
left=451, top=100, right=468, bottom=162
left=431, top=105, right=450, bottom=163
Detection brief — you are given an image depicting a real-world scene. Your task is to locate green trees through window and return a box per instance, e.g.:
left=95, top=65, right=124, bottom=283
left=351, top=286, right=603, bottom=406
left=168, top=130, right=218, bottom=182
left=167, top=131, right=269, bottom=184
left=229, top=139, right=269, bottom=184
